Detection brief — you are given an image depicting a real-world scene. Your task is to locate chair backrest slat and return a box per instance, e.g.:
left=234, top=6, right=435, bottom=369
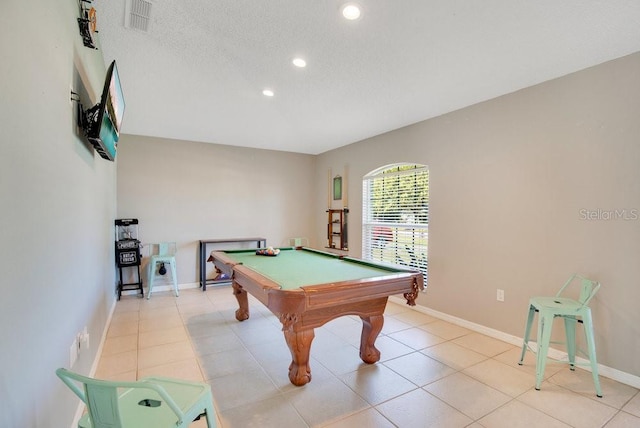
left=557, top=274, right=600, bottom=308
left=579, top=277, right=600, bottom=306
left=152, top=242, right=176, bottom=257
left=85, top=383, right=123, bottom=428
left=56, top=368, right=124, bottom=428
left=159, top=242, right=169, bottom=256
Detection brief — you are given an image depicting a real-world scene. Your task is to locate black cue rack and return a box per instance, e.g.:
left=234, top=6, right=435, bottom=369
left=115, top=218, right=143, bottom=299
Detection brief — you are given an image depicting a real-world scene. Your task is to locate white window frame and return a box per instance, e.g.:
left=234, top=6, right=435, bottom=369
left=362, top=163, right=428, bottom=283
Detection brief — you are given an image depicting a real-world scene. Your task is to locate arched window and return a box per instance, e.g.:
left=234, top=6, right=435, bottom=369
left=362, top=163, right=428, bottom=283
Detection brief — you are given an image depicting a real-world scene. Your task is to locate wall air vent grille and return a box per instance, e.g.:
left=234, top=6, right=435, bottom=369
left=125, top=0, right=153, bottom=32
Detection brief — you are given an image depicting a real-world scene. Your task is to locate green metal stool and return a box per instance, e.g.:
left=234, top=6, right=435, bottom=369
left=56, top=368, right=216, bottom=427
left=519, top=274, right=602, bottom=397
left=147, top=242, right=179, bottom=299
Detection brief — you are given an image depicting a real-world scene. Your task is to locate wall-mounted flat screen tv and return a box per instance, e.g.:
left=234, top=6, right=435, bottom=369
left=82, top=60, right=125, bottom=161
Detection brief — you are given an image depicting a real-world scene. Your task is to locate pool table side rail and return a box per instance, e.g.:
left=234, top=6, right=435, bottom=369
left=300, top=272, right=423, bottom=309
left=210, top=248, right=424, bottom=312
left=208, top=250, right=243, bottom=269
left=233, top=267, right=423, bottom=316
left=339, top=256, right=421, bottom=273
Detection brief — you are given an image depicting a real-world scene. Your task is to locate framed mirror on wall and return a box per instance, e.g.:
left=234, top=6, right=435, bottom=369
left=333, top=175, right=342, bottom=200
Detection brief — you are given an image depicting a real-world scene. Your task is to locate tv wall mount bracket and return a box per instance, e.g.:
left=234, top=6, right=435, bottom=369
left=70, top=91, right=100, bottom=138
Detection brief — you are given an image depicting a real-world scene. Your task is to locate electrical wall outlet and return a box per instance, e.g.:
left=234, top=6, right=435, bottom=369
left=83, top=326, right=90, bottom=350
left=497, top=289, right=505, bottom=302
left=69, top=338, right=78, bottom=367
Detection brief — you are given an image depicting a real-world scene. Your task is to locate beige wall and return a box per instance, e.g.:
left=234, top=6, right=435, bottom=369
left=117, top=53, right=640, bottom=382
left=116, top=135, right=316, bottom=285
left=316, top=52, right=640, bottom=379
left=117, top=53, right=640, bottom=383
left=1, top=0, right=118, bottom=426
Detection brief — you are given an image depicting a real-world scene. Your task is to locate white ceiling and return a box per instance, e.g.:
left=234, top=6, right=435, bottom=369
left=96, top=0, right=640, bottom=155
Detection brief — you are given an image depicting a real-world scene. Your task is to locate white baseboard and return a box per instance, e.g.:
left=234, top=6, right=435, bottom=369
left=389, top=296, right=640, bottom=389
left=120, top=281, right=201, bottom=297
left=71, top=295, right=118, bottom=427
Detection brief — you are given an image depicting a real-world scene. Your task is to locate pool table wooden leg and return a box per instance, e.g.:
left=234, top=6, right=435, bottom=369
left=283, top=329, right=314, bottom=386
left=232, top=283, right=250, bottom=321
left=360, top=314, right=383, bottom=364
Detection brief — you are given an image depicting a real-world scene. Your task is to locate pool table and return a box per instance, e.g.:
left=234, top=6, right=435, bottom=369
left=208, top=247, right=424, bottom=386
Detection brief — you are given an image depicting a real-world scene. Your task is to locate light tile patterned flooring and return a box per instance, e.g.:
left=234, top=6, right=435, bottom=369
left=96, top=287, right=640, bottom=427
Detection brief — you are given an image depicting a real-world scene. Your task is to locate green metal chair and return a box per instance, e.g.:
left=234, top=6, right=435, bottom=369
left=56, top=368, right=216, bottom=427
left=519, top=274, right=602, bottom=397
left=147, top=242, right=179, bottom=299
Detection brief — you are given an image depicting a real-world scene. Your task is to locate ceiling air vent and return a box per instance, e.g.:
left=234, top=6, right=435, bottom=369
left=125, top=0, right=153, bottom=32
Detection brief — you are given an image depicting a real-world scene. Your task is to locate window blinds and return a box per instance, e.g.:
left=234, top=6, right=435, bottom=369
left=362, top=164, right=428, bottom=281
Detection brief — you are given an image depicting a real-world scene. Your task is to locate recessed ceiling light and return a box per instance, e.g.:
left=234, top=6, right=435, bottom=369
left=292, top=58, right=307, bottom=68
left=263, top=89, right=274, bottom=97
left=341, top=3, right=361, bottom=20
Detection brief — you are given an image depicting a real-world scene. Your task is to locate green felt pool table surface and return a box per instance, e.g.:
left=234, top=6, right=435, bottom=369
left=220, top=247, right=407, bottom=289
